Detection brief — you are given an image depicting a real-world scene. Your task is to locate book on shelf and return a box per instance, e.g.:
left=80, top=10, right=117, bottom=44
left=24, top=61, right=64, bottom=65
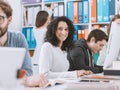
left=53, top=3, right=59, bottom=19
left=97, top=0, right=103, bottom=22
left=78, top=1, right=83, bottom=23
left=22, top=27, right=36, bottom=49
left=58, top=3, right=64, bottom=17
left=66, top=1, right=73, bottom=21
left=91, top=0, right=97, bottom=22
left=26, top=6, right=41, bottom=26
left=109, top=0, right=115, bottom=20
left=82, top=0, right=89, bottom=23
left=73, top=1, right=78, bottom=24
left=102, top=0, right=109, bottom=22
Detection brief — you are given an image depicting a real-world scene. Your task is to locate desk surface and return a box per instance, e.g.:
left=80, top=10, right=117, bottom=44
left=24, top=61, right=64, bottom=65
left=0, top=81, right=120, bottom=90
left=26, top=81, right=120, bottom=90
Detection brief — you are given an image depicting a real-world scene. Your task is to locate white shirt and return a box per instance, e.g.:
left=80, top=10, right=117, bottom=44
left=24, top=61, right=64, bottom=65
left=39, top=42, right=77, bottom=79
left=32, top=27, right=47, bottom=64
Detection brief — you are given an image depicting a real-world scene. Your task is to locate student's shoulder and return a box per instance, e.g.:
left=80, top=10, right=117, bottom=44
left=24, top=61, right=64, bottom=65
left=8, top=31, right=26, bottom=43
left=43, top=42, right=53, bottom=47
left=8, top=31, right=24, bottom=38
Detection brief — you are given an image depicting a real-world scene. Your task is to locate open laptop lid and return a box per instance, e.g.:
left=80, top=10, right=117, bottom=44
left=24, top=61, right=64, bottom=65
left=0, top=47, right=26, bottom=87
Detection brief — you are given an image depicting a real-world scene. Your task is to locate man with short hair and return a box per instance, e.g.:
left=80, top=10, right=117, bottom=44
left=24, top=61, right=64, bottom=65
left=67, top=29, right=108, bottom=73
left=0, top=0, right=32, bottom=76
left=0, top=1, right=48, bottom=87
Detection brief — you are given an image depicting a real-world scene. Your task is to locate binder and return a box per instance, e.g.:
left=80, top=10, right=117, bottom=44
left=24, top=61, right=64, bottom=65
left=78, top=1, right=83, bottom=23
left=67, top=1, right=73, bottom=21
left=109, top=0, right=115, bottom=20
left=97, top=0, right=103, bottom=22
left=91, top=0, right=97, bottom=22
left=58, top=3, right=64, bottom=16
left=73, top=1, right=78, bottom=24
left=83, top=0, right=89, bottom=23
left=53, top=3, right=59, bottom=19
left=103, top=0, right=109, bottom=22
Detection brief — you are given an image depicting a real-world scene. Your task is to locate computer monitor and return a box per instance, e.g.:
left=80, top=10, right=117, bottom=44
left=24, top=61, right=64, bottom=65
left=104, top=22, right=120, bottom=68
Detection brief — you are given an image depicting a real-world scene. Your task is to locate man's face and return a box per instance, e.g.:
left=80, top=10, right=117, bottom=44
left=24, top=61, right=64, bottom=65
left=89, top=37, right=107, bottom=53
left=0, top=7, right=9, bottom=37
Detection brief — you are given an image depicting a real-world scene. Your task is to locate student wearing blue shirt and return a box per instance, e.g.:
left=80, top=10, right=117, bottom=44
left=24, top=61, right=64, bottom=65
left=0, top=1, right=48, bottom=87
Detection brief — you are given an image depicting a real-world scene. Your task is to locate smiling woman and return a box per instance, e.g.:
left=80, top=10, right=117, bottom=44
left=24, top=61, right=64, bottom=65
left=39, top=16, right=92, bottom=79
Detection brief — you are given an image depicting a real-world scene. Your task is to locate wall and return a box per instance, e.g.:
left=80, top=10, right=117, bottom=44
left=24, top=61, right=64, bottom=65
left=7, top=0, right=22, bottom=32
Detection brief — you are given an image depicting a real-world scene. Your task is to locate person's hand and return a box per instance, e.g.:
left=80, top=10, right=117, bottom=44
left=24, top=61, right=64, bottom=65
left=24, top=74, right=49, bottom=87
left=76, top=70, right=93, bottom=77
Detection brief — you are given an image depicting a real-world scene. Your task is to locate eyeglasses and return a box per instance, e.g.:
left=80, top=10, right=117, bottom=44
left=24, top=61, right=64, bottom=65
left=0, top=15, right=7, bottom=24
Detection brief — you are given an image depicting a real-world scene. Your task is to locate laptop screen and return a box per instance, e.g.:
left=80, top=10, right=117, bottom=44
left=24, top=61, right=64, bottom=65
left=0, top=47, right=26, bottom=87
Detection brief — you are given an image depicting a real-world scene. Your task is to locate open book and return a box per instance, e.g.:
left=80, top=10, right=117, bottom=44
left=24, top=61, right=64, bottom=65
left=44, top=78, right=79, bottom=88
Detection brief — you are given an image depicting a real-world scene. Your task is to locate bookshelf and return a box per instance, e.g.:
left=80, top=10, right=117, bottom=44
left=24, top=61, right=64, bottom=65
left=21, top=0, right=118, bottom=51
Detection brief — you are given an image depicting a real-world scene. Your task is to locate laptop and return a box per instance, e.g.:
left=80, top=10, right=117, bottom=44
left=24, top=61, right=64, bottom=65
left=0, top=47, right=26, bottom=87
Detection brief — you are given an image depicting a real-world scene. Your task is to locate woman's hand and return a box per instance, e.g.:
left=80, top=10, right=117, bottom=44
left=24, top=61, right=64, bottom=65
left=24, top=74, right=49, bottom=87
left=76, top=70, right=93, bottom=77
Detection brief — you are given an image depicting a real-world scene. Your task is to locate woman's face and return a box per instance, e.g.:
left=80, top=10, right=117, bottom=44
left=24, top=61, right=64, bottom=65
left=56, top=21, right=69, bottom=43
left=115, top=19, right=120, bottom=25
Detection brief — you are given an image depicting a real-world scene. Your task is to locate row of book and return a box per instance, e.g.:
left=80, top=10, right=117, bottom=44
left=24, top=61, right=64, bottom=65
left=22, top=0, right=117, bottom=25
left=22, top=0, right=42, bottom=4
left=67, top=0, right=116, bottom=24
left=92, top=0, right=115, bottom=22
left=44, top=0, right=64, bottom=2
left=67, top=0, right=89, bottom=23
left=73, top=25, right=89, bottom=40
left=22, top=0, right=63, bottom=4
left=73, top=24, right=108, bottom=41
left=23, top=3, right=64, bottom=26
left=23, top=6, right=41, bottom=26
left=22, top=27, right=36, bottom=49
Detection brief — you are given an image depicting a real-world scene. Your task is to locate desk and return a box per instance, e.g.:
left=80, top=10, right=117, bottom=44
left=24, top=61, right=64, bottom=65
left=45, top=82, right=120, bottom=90
left=26, top=81, right=120, bottom=90
left=0, top=81, right=119, bottom=90
left=1, top=76, right=120, bottom=90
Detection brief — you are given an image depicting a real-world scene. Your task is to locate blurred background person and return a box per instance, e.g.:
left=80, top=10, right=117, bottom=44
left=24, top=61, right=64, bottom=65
left=32, top=11, right=50, bottom=74
left=97, top=14, right=120, bottom=66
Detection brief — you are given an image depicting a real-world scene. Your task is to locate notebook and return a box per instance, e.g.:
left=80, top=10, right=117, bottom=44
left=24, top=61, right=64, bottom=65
left=0, top=47, right=26, bottom=87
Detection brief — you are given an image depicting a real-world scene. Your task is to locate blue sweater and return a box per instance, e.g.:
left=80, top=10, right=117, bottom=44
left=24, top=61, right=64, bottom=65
left=5, top=31, right=33, bottom=76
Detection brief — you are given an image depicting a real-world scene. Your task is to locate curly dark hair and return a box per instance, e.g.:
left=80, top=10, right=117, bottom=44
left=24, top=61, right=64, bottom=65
left=44, top=16, right=75, bottom=51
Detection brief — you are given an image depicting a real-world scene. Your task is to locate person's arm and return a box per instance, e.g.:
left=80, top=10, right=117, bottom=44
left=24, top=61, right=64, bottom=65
left=24, top=74, right=49, bottom=87
left=18, top=33, right=33, bottom=76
